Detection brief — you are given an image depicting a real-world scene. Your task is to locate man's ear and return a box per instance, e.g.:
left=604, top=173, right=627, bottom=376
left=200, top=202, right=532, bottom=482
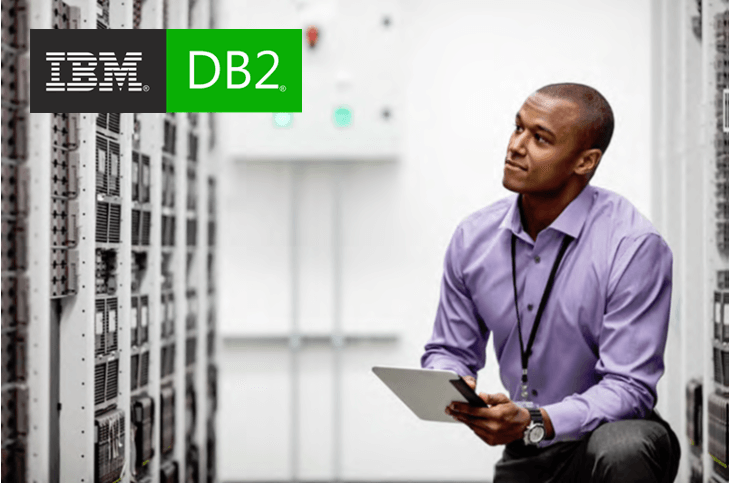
left=575, top=149, right=602, bottom=177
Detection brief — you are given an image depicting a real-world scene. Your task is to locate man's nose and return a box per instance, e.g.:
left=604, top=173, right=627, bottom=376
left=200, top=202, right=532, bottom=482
left=509, top=132, right=527, bottom=156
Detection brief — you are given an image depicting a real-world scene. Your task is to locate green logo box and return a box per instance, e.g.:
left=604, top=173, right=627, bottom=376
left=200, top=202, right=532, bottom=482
left=166, top=29, right=302, bottom=113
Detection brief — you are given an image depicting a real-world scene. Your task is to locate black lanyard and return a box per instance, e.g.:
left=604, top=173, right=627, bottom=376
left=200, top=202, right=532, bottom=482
left=511, top=232, right=573, bottom=400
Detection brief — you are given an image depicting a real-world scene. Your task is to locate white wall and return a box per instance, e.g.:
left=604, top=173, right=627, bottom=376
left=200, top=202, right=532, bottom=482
left=217, top=0, right=653, bottom=481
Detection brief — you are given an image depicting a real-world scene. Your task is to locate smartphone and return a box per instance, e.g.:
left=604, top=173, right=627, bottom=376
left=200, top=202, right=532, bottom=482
left=449, top=377, right=489, bottom=408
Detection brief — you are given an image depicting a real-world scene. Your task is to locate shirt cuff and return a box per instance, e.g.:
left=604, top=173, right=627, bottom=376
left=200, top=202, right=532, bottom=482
left=538, top=399, right=588, bottom=448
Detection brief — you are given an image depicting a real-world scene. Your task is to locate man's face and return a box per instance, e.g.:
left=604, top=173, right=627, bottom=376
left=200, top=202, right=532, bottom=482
left=503, top=92, right=587, bottom=195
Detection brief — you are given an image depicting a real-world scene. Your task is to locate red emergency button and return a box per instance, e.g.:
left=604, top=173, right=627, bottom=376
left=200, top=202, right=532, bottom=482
left=306, top=25, right=319, bottom=48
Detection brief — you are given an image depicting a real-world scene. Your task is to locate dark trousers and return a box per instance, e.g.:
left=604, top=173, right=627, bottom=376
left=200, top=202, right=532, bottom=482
left=493, top=409, right=681, bottom=483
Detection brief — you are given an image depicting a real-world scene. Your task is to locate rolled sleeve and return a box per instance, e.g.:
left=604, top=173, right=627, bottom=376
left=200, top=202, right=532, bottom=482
left=540, top=233, right=673, bottom=447
left=420, top=224, right=489, bottom=380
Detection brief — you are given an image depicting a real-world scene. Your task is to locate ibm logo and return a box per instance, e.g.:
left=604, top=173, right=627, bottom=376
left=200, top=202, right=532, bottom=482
left=45, top=52, right=144, bottom=92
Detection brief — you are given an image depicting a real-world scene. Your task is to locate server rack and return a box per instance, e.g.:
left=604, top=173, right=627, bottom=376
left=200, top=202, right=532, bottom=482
left=668, top=0, right=729, bottom=482
left=2, top=0, right=31, bottom=481
left=0, top=0, right=220, bottom=481
left=708, top=2, right=729, bottom=482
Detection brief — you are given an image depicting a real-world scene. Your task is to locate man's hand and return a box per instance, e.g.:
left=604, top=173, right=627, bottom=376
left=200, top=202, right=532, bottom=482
left=445, top=387, right=531, bottom=446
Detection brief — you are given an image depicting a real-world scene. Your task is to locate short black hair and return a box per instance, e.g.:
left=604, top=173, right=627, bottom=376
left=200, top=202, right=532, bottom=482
left=535, top=83, right=614, bottom=156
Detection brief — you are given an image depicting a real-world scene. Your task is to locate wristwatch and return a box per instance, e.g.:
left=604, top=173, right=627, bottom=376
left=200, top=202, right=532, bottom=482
left=523, top=407, right=546, bottom=446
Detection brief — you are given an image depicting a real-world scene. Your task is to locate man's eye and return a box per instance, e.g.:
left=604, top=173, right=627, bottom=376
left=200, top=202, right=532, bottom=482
left=514, top=124, right=522, bottom=132
left=535, top=133, right=548, bottom=144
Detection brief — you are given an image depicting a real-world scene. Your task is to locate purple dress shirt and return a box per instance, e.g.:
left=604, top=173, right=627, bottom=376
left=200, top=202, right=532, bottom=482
left=420, top=183, right=673, bottom=448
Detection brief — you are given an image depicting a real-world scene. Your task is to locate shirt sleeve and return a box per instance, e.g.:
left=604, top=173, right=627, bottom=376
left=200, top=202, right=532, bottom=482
left=420, top=223, right=489, bottom=380
left=540, top=233, right=673, bottom=447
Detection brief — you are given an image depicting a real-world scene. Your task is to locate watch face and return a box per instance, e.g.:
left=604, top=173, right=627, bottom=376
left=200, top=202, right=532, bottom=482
left=529, top=425, right=545, bottom=443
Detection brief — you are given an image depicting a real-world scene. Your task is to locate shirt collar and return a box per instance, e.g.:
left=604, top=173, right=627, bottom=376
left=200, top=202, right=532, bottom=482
left=499, top=184, right=595, bottom=240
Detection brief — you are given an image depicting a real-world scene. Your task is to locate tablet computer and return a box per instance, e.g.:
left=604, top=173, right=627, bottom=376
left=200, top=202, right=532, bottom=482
left=372, top=366, right=488, bottom=423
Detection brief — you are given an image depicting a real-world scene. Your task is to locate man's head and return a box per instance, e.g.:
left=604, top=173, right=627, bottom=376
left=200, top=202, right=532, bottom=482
left=502, top=83, right=614, bottom=195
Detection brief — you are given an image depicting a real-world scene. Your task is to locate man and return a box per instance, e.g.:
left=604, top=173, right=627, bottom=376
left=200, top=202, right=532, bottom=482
left=420, top=83, right=681, bottom=483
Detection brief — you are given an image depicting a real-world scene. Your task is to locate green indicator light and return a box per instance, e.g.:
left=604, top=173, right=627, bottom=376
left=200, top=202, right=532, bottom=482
left=273, top=113, right=293, bottom=128
left=333, top=106, right=352, bottom=127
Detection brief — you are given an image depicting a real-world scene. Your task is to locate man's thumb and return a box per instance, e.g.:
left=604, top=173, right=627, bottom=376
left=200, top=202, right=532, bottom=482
left=481, top=393, right=509, bottom=405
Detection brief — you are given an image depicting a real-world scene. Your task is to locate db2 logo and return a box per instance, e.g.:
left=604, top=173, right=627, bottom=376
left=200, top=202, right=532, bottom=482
left=30, top=29, right=302, bottom=113
left=188, top=51, right=281, bottom=90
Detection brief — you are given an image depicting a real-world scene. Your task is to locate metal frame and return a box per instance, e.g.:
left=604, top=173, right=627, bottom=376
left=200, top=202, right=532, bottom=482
left=26, top=2, right=53, bottom=481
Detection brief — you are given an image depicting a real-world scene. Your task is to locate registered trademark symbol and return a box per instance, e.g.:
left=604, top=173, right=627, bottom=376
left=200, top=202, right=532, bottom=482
left=143, top=85, right=150, bottom=92
left=280, top=85, right=286, bottom=92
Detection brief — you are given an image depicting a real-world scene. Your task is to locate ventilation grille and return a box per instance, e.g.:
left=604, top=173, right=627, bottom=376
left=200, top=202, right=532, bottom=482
left=96, top=202, right=109, bottom=243
left=94, top=298, right=118, bottom=356
left=108, top=203, right=120, bottom=243
left=140, top=351, right=149, bottom=387
left=141, top=210, right=151, bottom=245
left=163, top=119, right=176, bottom=154
left=186, top=219, right=197, bottom=247
left=162, top=215, right=176, bottom=246
left=95, top=363, right=106, bottom=405
left=162, top=159, right=175, bottom=208
left=131, top=252, right=147, bottom=294
left=161, top=292, right=175, bottom=336
left=141, top=154, right=150, bottom=203
left=95, top=135, right=108, bottom=194
left=96, top=112, right=120, bottom=133
left=94, top=358, right=119, bottom=406
left=132, top=151, right=139, bottom=201
left=95, top=134, right=120, bottom=196
left=131, top=210, right=141, bottom=246
left=188, top=132, right=198, bottom=162
left=106, top=358, right=119, bottom=400
left=139, top=295, right=149, bottom=344
left=131, top=296, right=139, bottom=347
left=94, top=408, right=125, bottom=483
left=95, top=299, right=106, bottom=357
left=131, top=354, right=139, bottom=391
left=716, top=346, right=723, bottom=385
left=187, top=166, right=197, bottom=210
left=132, top=395, right=154, bottom=471
left=207, top=331, right=214, bottom=357
left=208, top=177, right=216, bottom=216
left=708, top=392, right=729, bottom=466
left=186, top=337, right=196, bottom=366
left=160, top=385, right=175, bottom=455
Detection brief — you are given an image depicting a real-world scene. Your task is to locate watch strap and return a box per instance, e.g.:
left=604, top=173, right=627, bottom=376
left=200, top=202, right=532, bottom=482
left=528, top=407, right=543, bottom=425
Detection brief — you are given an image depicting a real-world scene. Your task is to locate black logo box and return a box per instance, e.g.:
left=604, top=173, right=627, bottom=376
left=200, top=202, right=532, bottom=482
left=30, top=30, right=167, bottom=113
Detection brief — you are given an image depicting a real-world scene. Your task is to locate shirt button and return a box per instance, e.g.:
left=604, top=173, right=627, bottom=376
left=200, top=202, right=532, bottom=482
left=532, top=389, right=538, bottom=396
left=527, top=304, right=533, bottom=311
left=535, top=256, right=541, bottom=263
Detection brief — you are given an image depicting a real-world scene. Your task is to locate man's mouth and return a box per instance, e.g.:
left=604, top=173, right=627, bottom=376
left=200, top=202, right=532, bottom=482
left=505, top=159, right=527, bottom=171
